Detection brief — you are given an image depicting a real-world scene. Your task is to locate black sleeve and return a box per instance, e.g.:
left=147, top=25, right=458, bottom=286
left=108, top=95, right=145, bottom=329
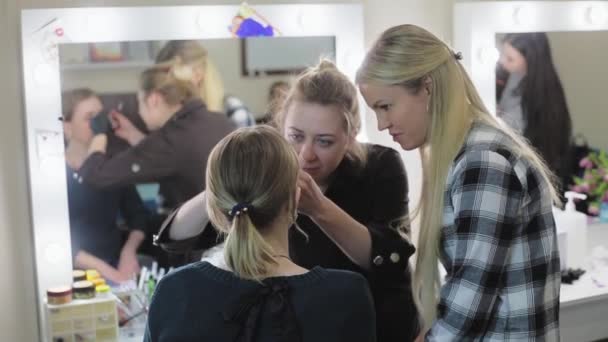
left=119, top=185, right=150, bottom=235
left=365, top=148, right=416, bottom=281
left=80, top=131, right=178, bottom=189
left=153, top=208, right=222, bottom=262
left=339, top=273, right=377, bottom=342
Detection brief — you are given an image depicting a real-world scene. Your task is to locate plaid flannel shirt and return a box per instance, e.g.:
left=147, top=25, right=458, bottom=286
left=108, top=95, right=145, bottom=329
left=427, top=122, right=561, bottom=341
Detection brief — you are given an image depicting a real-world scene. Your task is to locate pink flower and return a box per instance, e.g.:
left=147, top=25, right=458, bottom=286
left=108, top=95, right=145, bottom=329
left=580, top=183, right=591, bottom=193
left=603, top=192, right=608, bottom=202
left=604, top=173, right=608, bottom=183
left=589, top=205, right=600, bottom=215
left=571, top=185, right=585, bottom=193
left=579, top=158, right=594, bottom=169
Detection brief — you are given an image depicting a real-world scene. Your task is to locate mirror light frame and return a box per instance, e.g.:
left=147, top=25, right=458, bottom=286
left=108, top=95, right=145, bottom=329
left=21, top=4, right=364, bottom=339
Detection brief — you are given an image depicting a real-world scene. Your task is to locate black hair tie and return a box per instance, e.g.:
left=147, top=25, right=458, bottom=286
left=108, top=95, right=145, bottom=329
left=229, top=203, right=254, bottom=218
left=454, top=51, right=463, bottom=60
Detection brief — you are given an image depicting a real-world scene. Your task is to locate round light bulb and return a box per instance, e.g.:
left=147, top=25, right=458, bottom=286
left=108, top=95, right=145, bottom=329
left=478, top=46, right=499, bottom=65
left=44, top=242, right=68, bottom=265
left=34, top=63, right=54, bottom=86
left=513, top=6, right=534, bottom=26
left=586, top=6, right=608, bottom=25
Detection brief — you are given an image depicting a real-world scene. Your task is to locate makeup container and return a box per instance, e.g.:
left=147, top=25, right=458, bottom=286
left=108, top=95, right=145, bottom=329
left=47, top=286, right=73, bottom=305
left=72, top=270, right=86, bottom=282
left=73, top=281, right=96, bottom=300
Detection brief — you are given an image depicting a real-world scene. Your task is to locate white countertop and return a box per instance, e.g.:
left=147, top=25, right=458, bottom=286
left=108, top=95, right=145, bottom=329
left=560, top=221, right=608, bottom=307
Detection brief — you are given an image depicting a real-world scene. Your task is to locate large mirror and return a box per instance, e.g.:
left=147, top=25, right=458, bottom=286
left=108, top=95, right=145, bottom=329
left=21, top=4, right=363, bottom=341
left=57, top=35, right=336, bottom=282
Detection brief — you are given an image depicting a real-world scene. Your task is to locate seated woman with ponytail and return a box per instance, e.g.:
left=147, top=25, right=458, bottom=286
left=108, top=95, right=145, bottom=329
left=80, top=60, right=235, bottom=217
left=144, top=126, right=376, bottom=342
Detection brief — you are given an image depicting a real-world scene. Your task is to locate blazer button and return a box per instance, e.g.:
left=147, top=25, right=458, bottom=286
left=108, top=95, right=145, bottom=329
left=390, top=252, right=400, bottom=263
left=131, top=163, right=141, bottom=173
left=373, top=255, right=384, bottom=266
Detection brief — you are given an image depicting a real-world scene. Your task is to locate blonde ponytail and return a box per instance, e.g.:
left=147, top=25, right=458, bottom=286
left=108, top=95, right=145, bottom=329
left=223, top=209, right=277, bottom=281
left=205, top=126, right=300, bottom=281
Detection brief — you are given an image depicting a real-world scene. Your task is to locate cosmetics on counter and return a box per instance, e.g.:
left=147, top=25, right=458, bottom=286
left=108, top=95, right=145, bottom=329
left=45, top=269, right=119, bottom=342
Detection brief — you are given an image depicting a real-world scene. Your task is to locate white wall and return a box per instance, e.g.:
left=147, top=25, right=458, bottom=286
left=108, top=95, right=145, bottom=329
left=1, top=0, right=455, bottom=340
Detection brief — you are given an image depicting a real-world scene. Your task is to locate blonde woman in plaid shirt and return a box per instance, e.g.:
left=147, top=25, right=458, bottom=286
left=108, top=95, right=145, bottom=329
left=358, top=24, right=561, bottom=341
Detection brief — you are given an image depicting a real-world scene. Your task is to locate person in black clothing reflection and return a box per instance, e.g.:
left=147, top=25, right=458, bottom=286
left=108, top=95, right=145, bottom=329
left=145, top=126, right=376, bottom=342
left=155, top=60, right=421, bottom=341
left=80, top=61, right=235, bottom=216
left=62, top=88, right=150, bottom=284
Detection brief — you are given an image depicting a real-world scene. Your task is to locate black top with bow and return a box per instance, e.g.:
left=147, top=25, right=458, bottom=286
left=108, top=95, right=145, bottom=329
left=144, top=262, right=376, bottom=342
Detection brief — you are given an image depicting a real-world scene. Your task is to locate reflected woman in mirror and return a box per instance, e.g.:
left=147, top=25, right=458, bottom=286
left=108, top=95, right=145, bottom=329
left=156, top=40, right=256, bottom=127
left=497, top=32, right=573, bottom=193
left=358, top=24, right=561, bottom=340
left=155, top=60, right=421, bottom=342
left=145, top=126, right=376, bottom=342
left=61, top=88, right=150, bottom=284
left=80, top=62, right=235, bottom=246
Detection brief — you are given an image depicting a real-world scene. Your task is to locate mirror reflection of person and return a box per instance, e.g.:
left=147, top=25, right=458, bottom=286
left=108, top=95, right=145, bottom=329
left=257, top=80, right=289, bottom=124
left=497, top=32, right=573, bottom=193
left=145, top=126, right=376, bottom=342
left=61, top=88, right=150, bottom=284
left=358, top=24, right=561, bottom=341
left=151, top=40, right=255, bottom=128
left=155, top=60, right=421, bottom=342
left=79, top=62, right=235, bottom=252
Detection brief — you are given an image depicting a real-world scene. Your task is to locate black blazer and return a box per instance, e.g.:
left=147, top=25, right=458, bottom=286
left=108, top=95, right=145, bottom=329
left=156, top=144, right=420, bottom=341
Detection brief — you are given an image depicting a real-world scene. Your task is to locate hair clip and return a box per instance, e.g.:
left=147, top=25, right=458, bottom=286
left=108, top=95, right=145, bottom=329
left=229, top=202, right=254, bottom=218
left=454, top=51, right=463, bottom=61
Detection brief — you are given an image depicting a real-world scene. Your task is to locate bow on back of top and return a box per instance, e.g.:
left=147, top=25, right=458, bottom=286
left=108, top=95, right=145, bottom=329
left=223, top=278, right=302, bottom=342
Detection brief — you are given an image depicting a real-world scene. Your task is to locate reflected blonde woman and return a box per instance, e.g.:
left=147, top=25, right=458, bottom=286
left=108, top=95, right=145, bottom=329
left=156, top=40, right=225, bottom=112
left=357, top=24, right=561, bottom=340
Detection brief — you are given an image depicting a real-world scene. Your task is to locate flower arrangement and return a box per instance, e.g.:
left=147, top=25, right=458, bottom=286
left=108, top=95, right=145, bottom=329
left=571, top=150, right=608, bottom=215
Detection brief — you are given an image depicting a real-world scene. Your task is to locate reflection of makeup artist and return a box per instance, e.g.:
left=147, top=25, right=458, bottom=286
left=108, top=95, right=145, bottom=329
left=79, top=61, right=235, bottom=216
left=62, top=88, right=149, bottom=284
left=497, top=32, right=573, bottom=192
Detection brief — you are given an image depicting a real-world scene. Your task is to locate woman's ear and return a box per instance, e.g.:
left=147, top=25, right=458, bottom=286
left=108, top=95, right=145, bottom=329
left=424, top=76, right=433, bottom=95
left=148, top=92, right=162, bottom=107
left=193, top=66, right=205, bottom=86
left=295, top=186, right=301, bottom=206
left=63, top=122, right=72, bottom=141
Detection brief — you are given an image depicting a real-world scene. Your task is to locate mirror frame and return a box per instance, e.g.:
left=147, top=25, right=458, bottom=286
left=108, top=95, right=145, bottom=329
left=20, top=4, right=364, bottom=339
left=453, top=1, right=608, bottom=115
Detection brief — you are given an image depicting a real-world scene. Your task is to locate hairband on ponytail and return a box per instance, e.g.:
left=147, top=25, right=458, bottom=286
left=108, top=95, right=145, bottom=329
left=229, top=202, right=254, bottom=218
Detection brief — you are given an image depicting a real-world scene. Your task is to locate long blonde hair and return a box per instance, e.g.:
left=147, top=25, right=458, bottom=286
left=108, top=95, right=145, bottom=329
left=274, top=59, right=367, bottom=167
left=139, top=62, right=198, bottom=107
left=156, top=40, right=225, bottom=112
left=357, top=24, right=560, bottom=327
left=205, top=126, right=300, bottom=281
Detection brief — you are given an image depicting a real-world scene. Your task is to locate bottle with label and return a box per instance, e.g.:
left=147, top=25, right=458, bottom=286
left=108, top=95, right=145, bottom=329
left=600, top=198, right=608, bottom=223
left=554, top=191, right=588, bottom=269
